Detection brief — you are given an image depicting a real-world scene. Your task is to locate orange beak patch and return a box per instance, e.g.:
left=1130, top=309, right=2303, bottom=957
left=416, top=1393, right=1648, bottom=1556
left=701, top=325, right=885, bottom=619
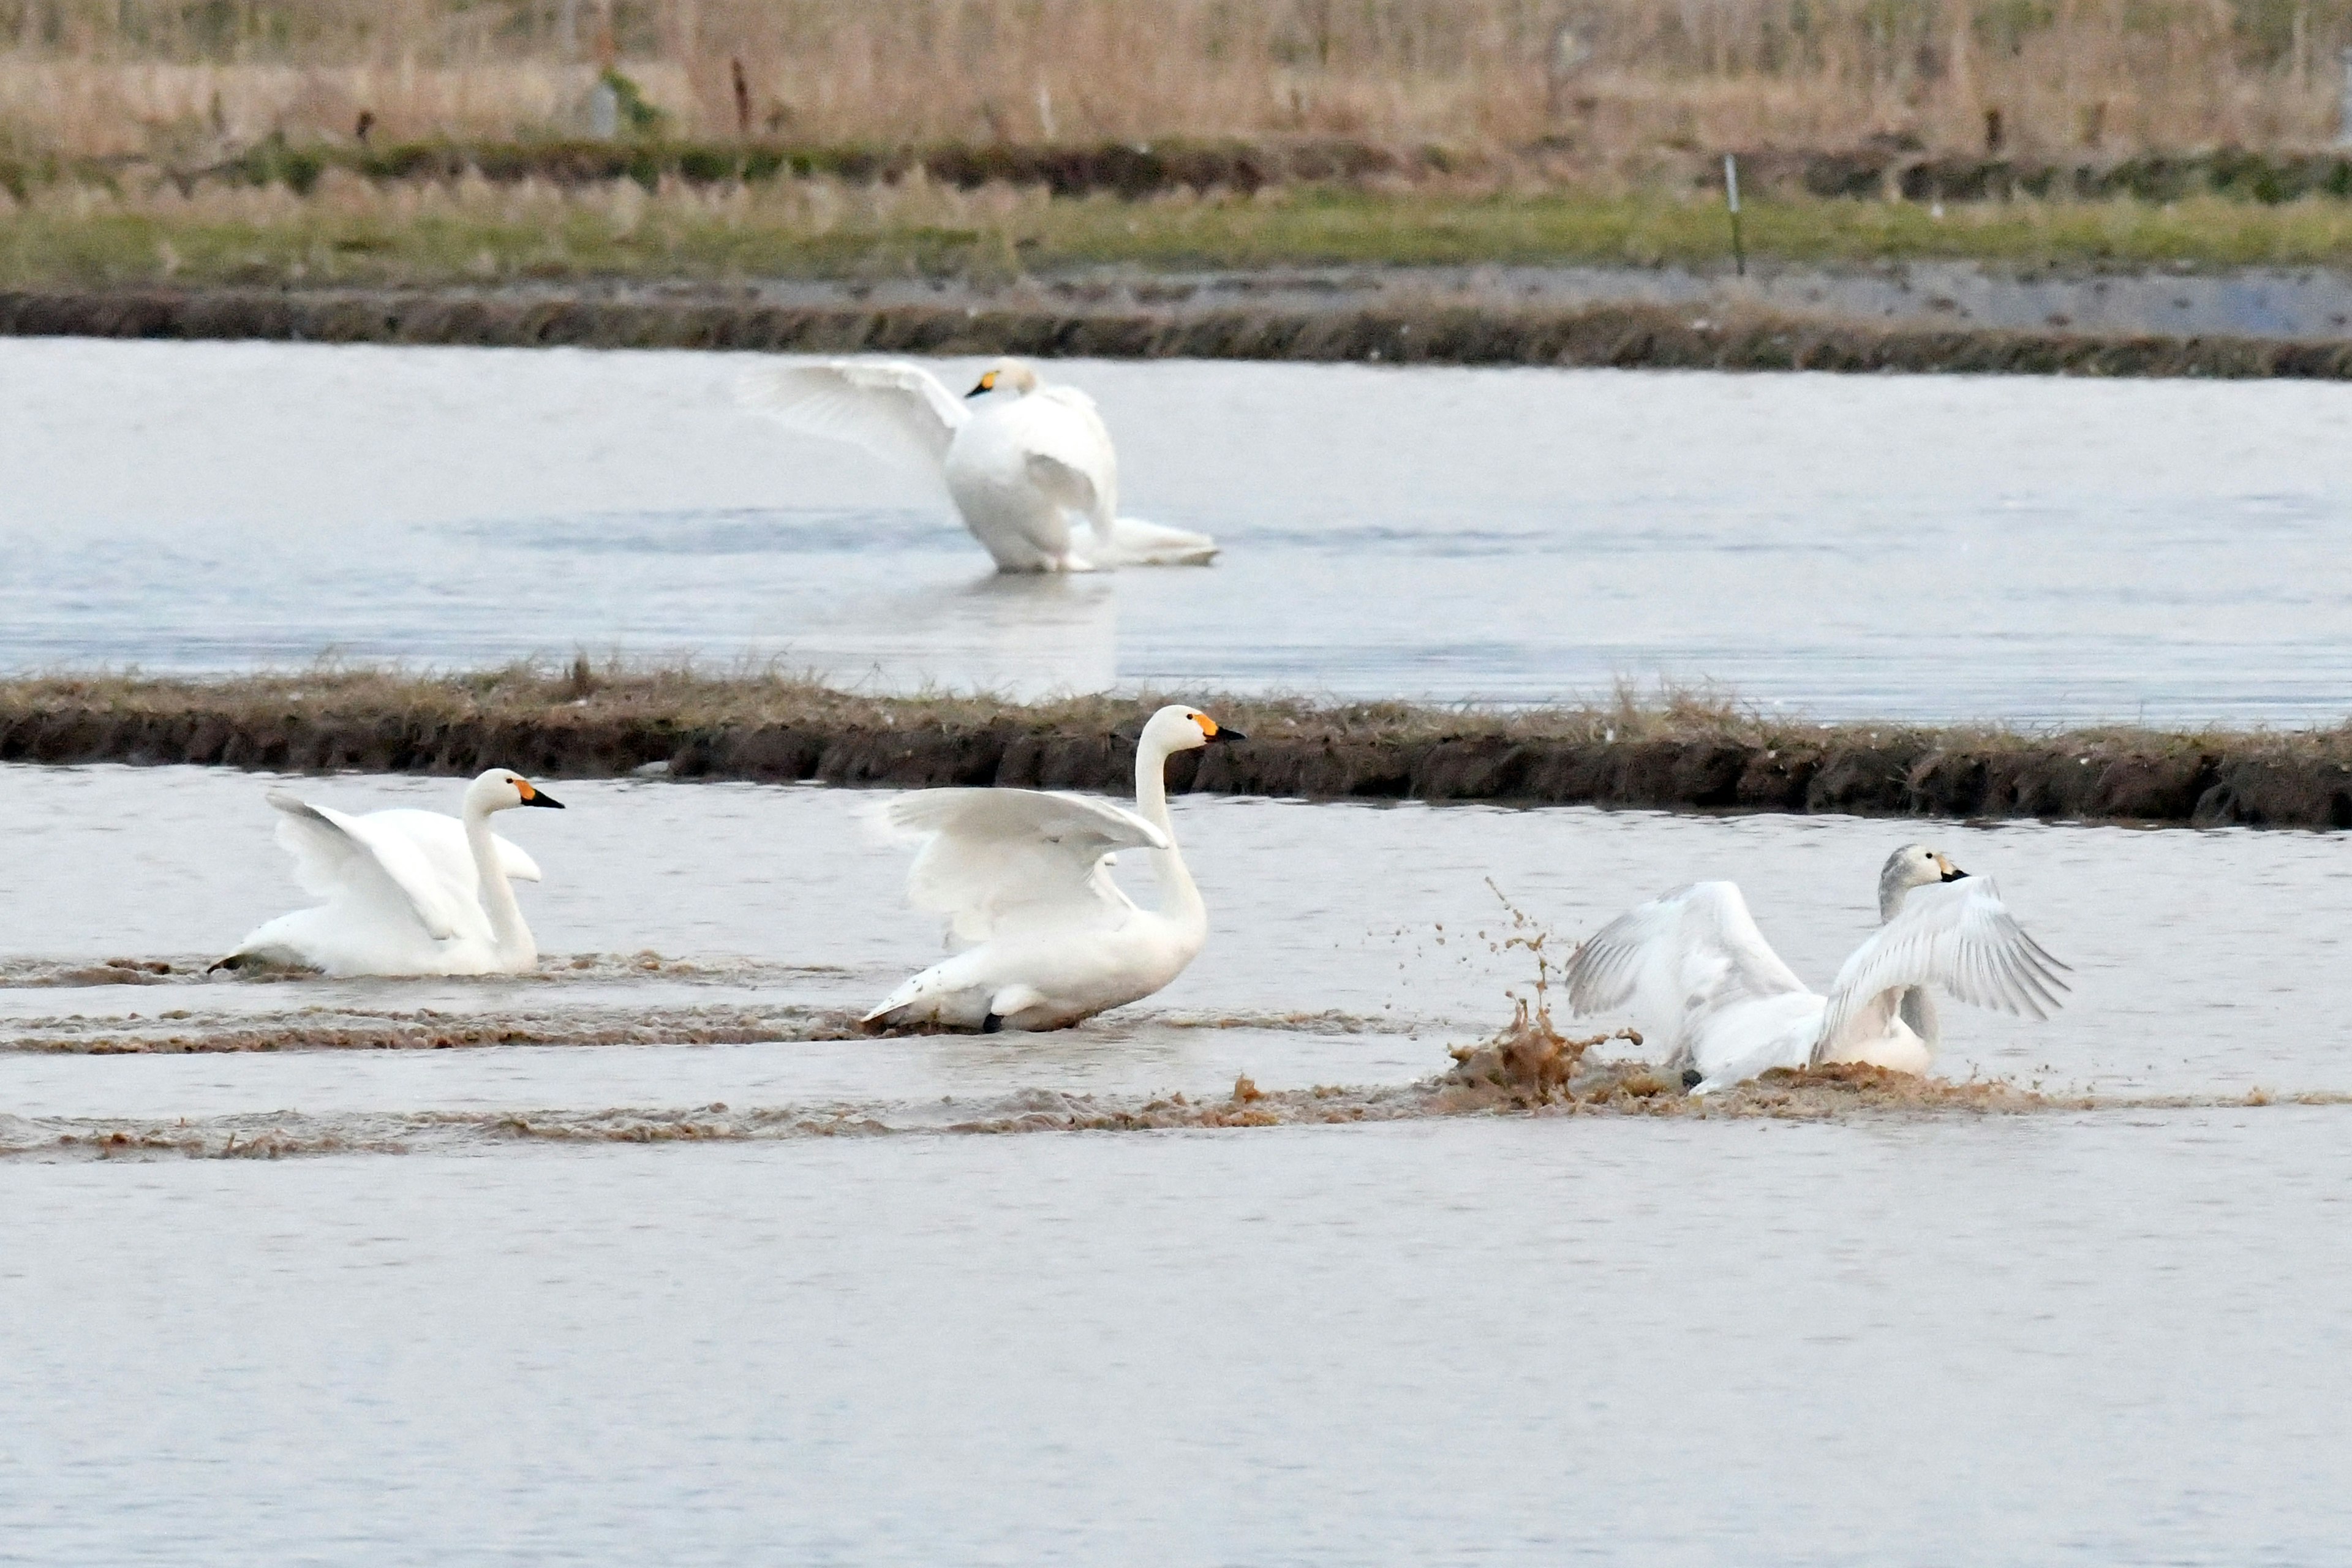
left=516, top=778, right=537, bottom=801
left=1193, top=714, right=1218, bottom=739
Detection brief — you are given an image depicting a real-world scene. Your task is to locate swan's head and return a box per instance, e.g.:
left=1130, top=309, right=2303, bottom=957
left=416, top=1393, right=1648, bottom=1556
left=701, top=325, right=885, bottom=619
left=1141, top=704, right=1246, bottom=757
left=1880, top=843, right=1965, bottom=918
left=966, top=358, right=1040, bottom=399
left=467, top=768, right=566, bottom=815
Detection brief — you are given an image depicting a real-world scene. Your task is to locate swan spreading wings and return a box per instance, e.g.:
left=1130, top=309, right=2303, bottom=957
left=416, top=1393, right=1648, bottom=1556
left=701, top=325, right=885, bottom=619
left=217, top=769, right=566, bottom=977
left=737, top=355, right=1218, bottom=573
left=1565, top=844, right=2068, bottom=1091
left=865, top=704, right=1241, bottom=1031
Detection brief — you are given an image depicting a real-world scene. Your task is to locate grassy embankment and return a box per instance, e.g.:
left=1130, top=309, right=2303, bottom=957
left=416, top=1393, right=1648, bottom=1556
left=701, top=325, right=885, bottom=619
left=5, top=666, right=2350, bottom=829
left=16, top=172, right=2352, bottom=290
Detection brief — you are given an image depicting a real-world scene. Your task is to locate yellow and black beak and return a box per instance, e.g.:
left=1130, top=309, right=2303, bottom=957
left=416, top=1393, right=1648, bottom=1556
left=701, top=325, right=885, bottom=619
left=517, top=779, right=566, bottom=810
left=1936, top=853, right=1966, bottom=881
left=966, top=371, right=998, bottom=398
left=1194, top=715, right=1245, bottom=744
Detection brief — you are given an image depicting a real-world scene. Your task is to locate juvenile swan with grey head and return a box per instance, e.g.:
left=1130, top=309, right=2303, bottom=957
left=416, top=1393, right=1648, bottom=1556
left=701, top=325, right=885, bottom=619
left=739, top=355, right=1218, bottom=571
left=217, top=769, right=567, bottom=977
left=1563, top=844, right=2069, bottom=1091
left=864, top=704, right=1243, bottom=1031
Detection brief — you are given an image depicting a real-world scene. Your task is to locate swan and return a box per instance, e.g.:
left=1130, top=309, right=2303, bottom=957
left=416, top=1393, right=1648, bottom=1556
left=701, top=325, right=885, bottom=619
left=738, top=355, right=1218, bottom=572
left=864, top=703, right=1243, bottom=1030
left=1564, top=844, right=2068, bottom=1092
left=216, top=769, right=567, bottom=977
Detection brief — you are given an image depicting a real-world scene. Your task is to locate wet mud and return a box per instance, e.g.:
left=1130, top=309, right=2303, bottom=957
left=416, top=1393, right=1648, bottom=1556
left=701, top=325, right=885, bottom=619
left=7, top=677, right=2351, bottom=829
left=6, top=1052, right=2323, bottom=1163
left=7, top=284, right=2352, bottom=380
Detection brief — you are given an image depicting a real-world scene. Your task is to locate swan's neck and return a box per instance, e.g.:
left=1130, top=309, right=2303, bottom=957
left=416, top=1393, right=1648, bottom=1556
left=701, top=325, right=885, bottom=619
left=1134, top=741, right=1205, bottom=931
left=465, top=805, right=535, bottom=967
left=1878, top=881, right=1937, bottom=1046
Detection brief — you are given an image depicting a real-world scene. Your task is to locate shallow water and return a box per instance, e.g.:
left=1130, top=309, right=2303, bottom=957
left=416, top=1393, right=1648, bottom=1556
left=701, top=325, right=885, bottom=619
left=6, top=1112, right=2350, bottom=1565
left=2, top=763, right=2347, bottom=1117
left=4, top=764, right=2348, bottom=1562
left=7, top=339, right=2352, bottom=722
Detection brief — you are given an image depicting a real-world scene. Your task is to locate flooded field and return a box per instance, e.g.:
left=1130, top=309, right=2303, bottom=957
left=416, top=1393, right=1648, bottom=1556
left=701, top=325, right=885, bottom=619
left=4, top=764, right=2348, bottom=1558
left=6, top=339, right=2352, bottom=722
left=7, top=330, right=2350, bottom=1562
left=8, top=1114, right=2349, bottom=1564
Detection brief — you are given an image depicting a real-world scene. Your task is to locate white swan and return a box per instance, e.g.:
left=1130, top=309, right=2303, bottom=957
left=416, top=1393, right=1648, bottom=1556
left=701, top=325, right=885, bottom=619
left=217, top=769, right=567, bottom=977
left=1564, top=844, right=2068, bottom=1092
left=738, top=355, right=1218, bottom=572
left=864, top=704, right=1242, bottom=1030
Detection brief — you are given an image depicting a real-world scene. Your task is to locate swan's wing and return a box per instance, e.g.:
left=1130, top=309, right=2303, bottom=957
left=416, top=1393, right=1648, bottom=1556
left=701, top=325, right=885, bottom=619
left=1564, top=881, right=1811, bottom=1064
left=266, top=794, right=482, bottom=943
left=1012, top=386, right=1119, bottom=526
left=1025, top=450, right=1102, bottom=519
left=736, top=358, right=969, bottom=475
left=1813, top=878, right=2070, bottom=1063
left=884, top=787, right=1168, bottom=946
left=365, top=809, right=543, bottom=886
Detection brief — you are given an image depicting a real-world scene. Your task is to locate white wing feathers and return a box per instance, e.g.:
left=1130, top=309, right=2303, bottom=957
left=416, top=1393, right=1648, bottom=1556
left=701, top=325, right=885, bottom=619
left=267, top=796, right=541, bottom=946
left=736, top=359, right=970, bottom=475
left=1011, top=386, right=1118, bottom=527
left=1813, top=878, right=2069, bottom=1063
left=1564, top=881, right=1809, bottom=1064
left=885, top=788, right=1167, bottom=946
left=268, top=794, right=484, bottom=943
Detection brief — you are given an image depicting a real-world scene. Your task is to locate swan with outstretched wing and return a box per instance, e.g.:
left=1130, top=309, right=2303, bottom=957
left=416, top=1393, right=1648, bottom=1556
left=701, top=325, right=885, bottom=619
left=1566, top=845, right=2068, bottom=1091
left=216, top=769, right=566, bottom=977
left=739, top=356, right=1217, bottom=571
left=865, top=704, right=1242, bottom=1031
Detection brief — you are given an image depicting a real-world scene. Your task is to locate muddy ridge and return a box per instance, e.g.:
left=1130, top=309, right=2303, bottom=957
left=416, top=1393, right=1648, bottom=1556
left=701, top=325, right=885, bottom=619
left=9, top=284, right=2352, bottom=380
left=6, top=674, right=2351, bottom=828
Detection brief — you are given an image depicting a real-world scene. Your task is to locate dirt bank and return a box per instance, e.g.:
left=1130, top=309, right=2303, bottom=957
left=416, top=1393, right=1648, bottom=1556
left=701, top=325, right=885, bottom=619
left=5, top=671, right=2350, bottom=829
left=9, top=282, right=2351, bottom=379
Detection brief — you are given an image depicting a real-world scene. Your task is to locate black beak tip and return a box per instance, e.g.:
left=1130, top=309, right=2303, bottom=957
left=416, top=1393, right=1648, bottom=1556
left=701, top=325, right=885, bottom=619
left=529, top=792, right=566, bottom=810
left=1215, top=728, right=1247, bottom=744
left=1940, top=865, right=1967, bottom=881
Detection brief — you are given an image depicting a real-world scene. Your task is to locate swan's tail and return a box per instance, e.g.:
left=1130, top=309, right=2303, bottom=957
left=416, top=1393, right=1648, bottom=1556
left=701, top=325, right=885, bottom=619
left=1090, top=516, right=1218, bottom=567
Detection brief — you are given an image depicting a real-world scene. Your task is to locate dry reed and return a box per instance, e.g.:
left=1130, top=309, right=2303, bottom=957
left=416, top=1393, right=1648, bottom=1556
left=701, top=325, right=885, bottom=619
left=0, top=0, right=2346, bottom=164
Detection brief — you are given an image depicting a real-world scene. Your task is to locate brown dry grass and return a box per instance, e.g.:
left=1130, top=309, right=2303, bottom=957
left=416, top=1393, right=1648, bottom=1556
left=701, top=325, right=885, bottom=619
left=10, top=660, right=2351, bottom=760
left=0, top=1, right=2346, bottom=165
left=0, top=660, right=1796, bottom=747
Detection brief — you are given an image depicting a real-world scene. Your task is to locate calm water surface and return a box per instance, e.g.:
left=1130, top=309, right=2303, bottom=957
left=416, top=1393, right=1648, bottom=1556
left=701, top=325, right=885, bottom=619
left=5, top=339, right=2351, bottom=722
left=6, top=1115, right=2349, bottom=1565
left=6, top=334, right=2348, bottom=1562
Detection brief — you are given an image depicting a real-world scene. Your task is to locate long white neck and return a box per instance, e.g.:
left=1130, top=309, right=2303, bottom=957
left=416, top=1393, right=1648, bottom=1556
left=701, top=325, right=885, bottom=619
left=1878, top=879, right=1939, bottom=1046
left=464, top=804, right=536, bottom=967
left=1134, top=739, right=1205, bottom=933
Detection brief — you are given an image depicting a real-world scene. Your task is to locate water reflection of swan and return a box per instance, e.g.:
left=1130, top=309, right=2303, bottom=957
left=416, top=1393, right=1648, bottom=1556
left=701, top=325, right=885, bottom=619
left=1566, top=845, right=2068, bottom=1092
left=739, top=356, right=1217, bottom=571
left=864, top=705, right=1242, bottom=1031
left=216, top=770, right=565, bottom=976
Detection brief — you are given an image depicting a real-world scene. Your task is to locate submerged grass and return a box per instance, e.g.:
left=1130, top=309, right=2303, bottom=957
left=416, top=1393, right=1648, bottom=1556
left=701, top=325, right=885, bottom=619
left=13, top=178, right=2352, bottom=291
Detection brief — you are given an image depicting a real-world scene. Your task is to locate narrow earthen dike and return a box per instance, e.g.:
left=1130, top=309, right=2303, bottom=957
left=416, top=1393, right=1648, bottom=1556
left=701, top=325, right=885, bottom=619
left=8, top=285, right=2352, bottom=380
left=4, top=680, right=2348, bottom=829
